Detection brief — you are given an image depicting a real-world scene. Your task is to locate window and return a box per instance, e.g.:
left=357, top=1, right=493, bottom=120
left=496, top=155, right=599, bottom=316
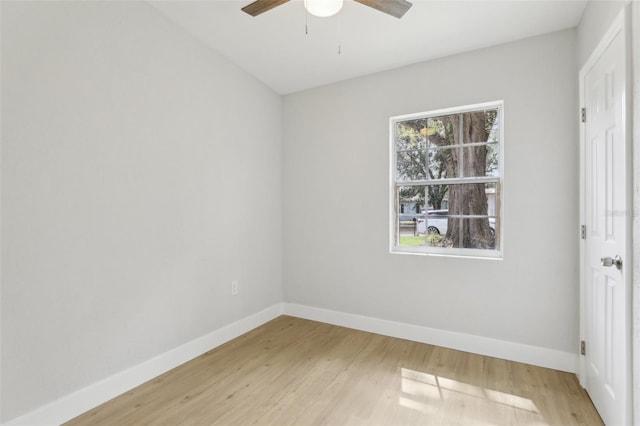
left=390, top=101, right=503, bottom=258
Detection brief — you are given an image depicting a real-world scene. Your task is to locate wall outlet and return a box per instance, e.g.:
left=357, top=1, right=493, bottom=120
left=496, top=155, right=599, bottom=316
left=230, top=280, right=238, bottom=296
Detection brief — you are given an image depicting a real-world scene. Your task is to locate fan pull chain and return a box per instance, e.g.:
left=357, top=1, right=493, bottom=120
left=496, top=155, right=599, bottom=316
left=305, top=5, right=309, bottom=34
left=337, top=8, right=342, bottom=54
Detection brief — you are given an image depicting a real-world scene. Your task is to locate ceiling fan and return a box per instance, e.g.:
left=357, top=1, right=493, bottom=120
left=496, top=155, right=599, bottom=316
left=242, top=0, right=413, bottom=19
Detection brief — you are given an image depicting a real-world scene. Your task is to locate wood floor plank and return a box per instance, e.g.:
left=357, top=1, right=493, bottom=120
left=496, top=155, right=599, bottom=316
left=65, top=316, right=603, bottom=425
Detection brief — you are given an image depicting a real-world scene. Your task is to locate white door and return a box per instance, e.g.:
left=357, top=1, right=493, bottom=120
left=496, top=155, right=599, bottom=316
left=581, top=13, right=631, bottom=426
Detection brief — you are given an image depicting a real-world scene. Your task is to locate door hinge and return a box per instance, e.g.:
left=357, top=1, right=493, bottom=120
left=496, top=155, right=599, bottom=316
left=581, top=340, right=586, bottom=356
left=581, top=108, right=586, bottom=123
left=581, top=224, right=586, bottom=239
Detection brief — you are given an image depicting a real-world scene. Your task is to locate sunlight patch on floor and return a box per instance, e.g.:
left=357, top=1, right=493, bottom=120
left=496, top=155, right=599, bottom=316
left=398, top=367, right=549, bottom=425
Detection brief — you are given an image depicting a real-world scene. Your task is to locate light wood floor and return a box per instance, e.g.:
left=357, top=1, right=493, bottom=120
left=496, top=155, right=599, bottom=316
left=66, top=316, right=603, bottom=425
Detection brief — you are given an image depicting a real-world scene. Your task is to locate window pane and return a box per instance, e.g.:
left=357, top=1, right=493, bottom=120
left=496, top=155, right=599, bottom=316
left=395, top=120, right=427, bottom=151
left=462, top=109, right=499, bottom=144
left=425, top=209, right=450, bottom=238
left=427, top=115, right=458, bottom=148
left=486, top=143, right=499, bottom=176
left=397, top=186, right=425, bottom=247
left=428, top=148, right=459, bottom=179
left=488, top=111, right=500, bottom=142
left=399, top=227, right=426, bottom=247
left=461, top=145, right=499, bottom=178
left=446, top=183, right=494, bottom=216
left=460, top=218, right=497, bottom=249
left=425, top=184, right=449, bottom=212
left=397, top=150, right=426, bottom=180
left=398, top=186, right=425, bottom=219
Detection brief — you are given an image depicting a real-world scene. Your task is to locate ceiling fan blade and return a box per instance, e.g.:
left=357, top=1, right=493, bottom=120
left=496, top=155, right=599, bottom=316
left=241, top=0, right=290, bottom=16
left=353, top=0, right=413, bottom=18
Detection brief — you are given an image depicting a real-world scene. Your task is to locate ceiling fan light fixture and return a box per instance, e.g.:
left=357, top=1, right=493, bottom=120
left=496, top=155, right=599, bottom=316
left=304, top=0, right=344, bottom=17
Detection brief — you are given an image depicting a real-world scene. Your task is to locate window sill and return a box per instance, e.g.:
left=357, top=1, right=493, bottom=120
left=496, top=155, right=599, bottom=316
left=390, top=245, right=503, bottom=260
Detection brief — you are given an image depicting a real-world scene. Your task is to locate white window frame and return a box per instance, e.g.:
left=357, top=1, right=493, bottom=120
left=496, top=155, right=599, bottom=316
left=389, top=101, right=504, bottom=258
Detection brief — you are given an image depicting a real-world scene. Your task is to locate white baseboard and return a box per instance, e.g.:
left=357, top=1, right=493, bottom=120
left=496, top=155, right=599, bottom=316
left=283, top=303, right=578, bottom=374
left=3, top=304, right=284, bottom=426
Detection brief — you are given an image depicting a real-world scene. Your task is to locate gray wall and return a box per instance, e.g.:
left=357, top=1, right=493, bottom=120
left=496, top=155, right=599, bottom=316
left=1, top=1, right=283, bottom=421
left=283, top=30, right=578, bottom=353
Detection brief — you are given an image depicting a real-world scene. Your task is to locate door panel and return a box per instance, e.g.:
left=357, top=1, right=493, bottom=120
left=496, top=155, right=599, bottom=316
left=582, top=19, right=630, bottom=426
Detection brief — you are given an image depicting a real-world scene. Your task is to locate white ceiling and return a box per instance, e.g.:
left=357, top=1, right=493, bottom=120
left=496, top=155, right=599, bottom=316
left=151, top=0, right=587, bottom=94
